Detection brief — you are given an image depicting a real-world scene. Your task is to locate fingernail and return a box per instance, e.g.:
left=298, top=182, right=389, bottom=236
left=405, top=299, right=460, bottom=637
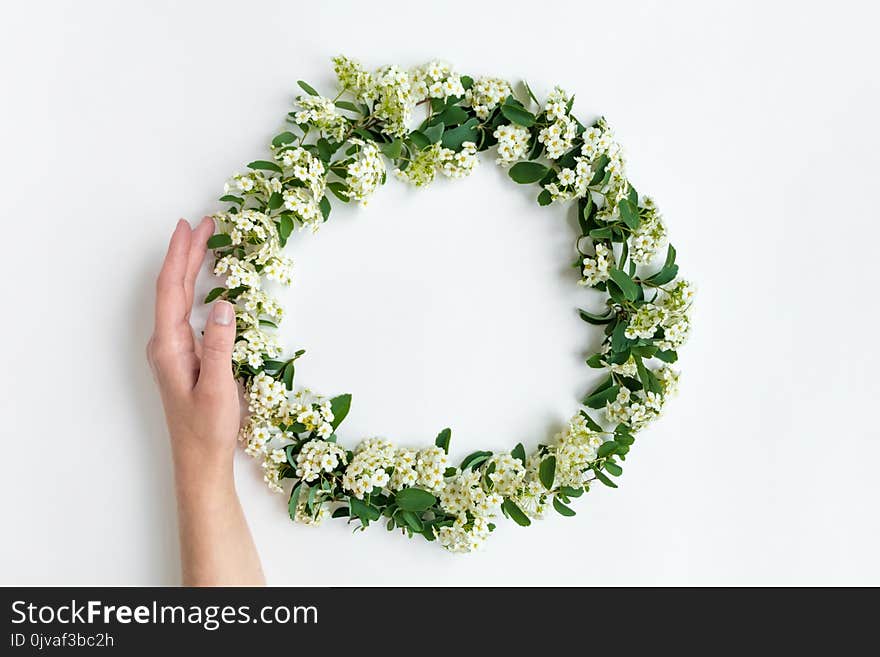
left=199, top=216, right=213, bottom=228
left=212, top=301, right=233, bottom=326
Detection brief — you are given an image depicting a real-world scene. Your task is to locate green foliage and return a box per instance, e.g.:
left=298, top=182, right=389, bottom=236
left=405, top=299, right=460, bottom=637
left=205, top=56, right=692, bottom=551
left=509, top=161, right=550, bottom=183
left=501, top=499, right=531, bottom=526
left=539, top=456, right=556, bottom=489
left=434, top=428, right=451, bottom=453
left=297, top=80, right=319, bottom=96
left=395, top=487, right=437, bottom=512
left=206, top=234, right=232, bottom=249
left=329, top=394, right=352, bottom=429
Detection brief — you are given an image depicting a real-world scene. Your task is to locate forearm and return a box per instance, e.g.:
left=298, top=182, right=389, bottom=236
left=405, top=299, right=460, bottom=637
left=173, top=458, right=265, bottom=586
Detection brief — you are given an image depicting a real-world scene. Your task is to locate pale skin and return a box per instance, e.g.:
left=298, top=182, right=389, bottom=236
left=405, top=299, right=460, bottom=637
left=147, top=217, right=265, bottom=586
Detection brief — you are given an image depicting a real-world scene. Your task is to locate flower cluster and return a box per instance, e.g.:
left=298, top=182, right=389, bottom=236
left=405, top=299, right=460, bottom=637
left=341, top=438, right=395, bottom=498
left=274, top=146, right=326, bottom=197
left=294, top=95, right=348, bottom=141
left=200, top=56, right=692, bottom=553
left=464, top=77, right=511, bottom=120
left=624, top=279, right=695, bottom=350
left=411, top=61, right=465, bottom=101
left=439, top=141, right=478, bottom=179
left=332, top=55, right=373, bottom=98
left=390, top=446, right=449, bottom=491
left=606, top=386, right=664, bottom=430
left=629, top=197, right=666, bottom=265
left=545, top=414, right=605, bottom=488
left=369, top=65, right=415, bottom=137
left=493, top=123, right=530, bottom=164
left=344, top=139, right=386, bottom=205
left=295, top=439, right=348, bottom=482
left=578, top=243, right=613, bottom=287
left=538, top=87, right=577, bottom=159
left=395, top=142, right=479, bottom=186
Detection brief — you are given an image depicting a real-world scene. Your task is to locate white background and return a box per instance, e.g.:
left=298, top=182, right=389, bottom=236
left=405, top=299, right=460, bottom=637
left=2, top=0, right=878, bottom=586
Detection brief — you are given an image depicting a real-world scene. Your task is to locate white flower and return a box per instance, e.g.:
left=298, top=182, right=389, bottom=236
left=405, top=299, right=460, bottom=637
left=464, top=77, right=511, bottom=120
left=293, top=95, right=348, bottom=141
left=493, top=123, right=530, bottom=164
left=345, top=139, right=386, bottom=205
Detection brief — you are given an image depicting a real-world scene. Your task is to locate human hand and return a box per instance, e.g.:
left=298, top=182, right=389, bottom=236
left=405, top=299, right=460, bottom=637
left=146, top=218, right=264, bottom=585
left=146, top=218, right=240, bottom=481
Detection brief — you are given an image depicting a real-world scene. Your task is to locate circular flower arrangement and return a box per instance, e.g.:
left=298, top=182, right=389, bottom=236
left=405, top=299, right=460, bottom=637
left=204, top=56, right=694, bottom=552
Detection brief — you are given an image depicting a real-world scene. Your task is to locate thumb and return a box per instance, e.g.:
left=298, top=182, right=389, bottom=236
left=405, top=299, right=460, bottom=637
left=197, top=301, right=236, bottom=389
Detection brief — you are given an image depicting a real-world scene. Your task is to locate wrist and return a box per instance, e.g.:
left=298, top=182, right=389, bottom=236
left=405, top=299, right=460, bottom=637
left=171, top=441, right=236, bottom=497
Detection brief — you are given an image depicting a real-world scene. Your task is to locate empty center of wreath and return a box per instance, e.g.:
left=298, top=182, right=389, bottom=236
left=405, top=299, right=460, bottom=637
left=279, top=177, right=595, bottom=452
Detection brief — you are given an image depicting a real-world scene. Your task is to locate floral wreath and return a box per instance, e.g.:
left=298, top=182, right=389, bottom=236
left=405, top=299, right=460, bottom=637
left=204, top=56, right=694, bottom=552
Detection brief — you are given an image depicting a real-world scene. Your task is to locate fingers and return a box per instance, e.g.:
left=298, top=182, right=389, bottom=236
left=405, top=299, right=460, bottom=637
left=155, top=219, right=192, bottom=336
left=196, top=301, right=236, bottom=392
left=183, top=216, right=214, bottom=315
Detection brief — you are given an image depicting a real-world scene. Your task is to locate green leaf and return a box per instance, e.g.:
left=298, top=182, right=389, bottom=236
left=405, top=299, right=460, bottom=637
left=272, top=131, right=297, bottom=147
left=400, top=510, right=423, bottom=532
left=511, top=443, right=526, bottom=466
left=282, top=362, right=295, bottom=391
left=460, top=450, right=493, bottom=471
left=204, top=287, right=225, bottom=303
left=594, top=470, right=618, bottom=488
left=618, top=199, right=640, bottom=230
left=278, top=214, right=294, bottom=245
left=288, top=483, right=302, bottom=521
left=609, top=268, right=640, bottom=301
left=395, top=487, right=437, bottom=513
left=433, top=103, right=469, bottom=127
left=349, top=497, right=380, bottom=523
left=267, top=192, right=283, bottom=210
left=597, top=441, right=619, bottom=458
left=379, top=139, right=403, bottom=159
left=560, top=485, right=584, bottom=498
left=553, top=496, right=577, bottom=517
left=655, top=349, right=678, bottom=363
left=664, top=244, right=677, bottom=269
left=316, top=138, right=335, bottom=162
left=409, top=130, right=431, bottom=151
left=586, top=353, right=605, bottom=368
left=580, top=411, right=604, bottom=432
left=500, top=97, right=536, bottom=127
left=501, top=498, right=531, bottom=527
left=327, top=181, right=350, bottom=202
left=647, top=264, right=679, bottom=286
left=219, top=194, right=243, bottom=204
left=297, top=80, right=320, bottom=96
left=319, top=195, right=331, bottom=221
left=537, top=189, right=552, bottom=206
left=206, top=233, right=232, bottom=249
left=509, top=161, right=550, bottom=184
left=522, top=80, right=540, bottom=106
left=334, top=100, right=361, bottom=112
left=306, top=484, right=318, bottom=513
left=611, top=321, right=633, bottom=353
left=441, top=118, right=479, bottom=150
left=539, top=456, right=556, bottom=490
left=583, top=384, right=620, bottom=409
left=247, top=160, right=283, bottom=173
left=604, top=461, right=623, bottom=477
left=329, top=393, right=352, bottom=429
left=423, top=122, right=445, bottom=144
left=589, top=154, right=610, bottom=185
left=578, top=308, right=614, bottom=325
left=434, top=428, right=451, bottom=453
